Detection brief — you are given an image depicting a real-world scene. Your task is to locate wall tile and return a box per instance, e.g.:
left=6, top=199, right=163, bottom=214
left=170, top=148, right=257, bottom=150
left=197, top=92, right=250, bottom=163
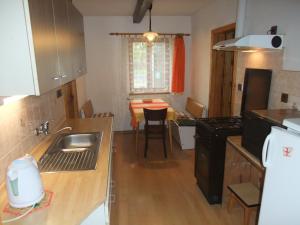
left=0, top=88, right=65, bottom=183
left=233, top=51, right=300, bottom=115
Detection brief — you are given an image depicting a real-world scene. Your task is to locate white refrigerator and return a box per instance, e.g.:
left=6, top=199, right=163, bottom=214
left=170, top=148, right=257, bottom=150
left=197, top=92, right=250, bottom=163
left=258, top=118, right=300, bottom=225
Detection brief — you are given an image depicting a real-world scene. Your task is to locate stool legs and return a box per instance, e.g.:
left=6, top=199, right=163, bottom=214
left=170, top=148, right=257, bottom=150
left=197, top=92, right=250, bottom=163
left=227, top=192, right=236, bottom=213
left=227, top=192, right=256, bottom=225
left=244, top=208, right=252, bottom=225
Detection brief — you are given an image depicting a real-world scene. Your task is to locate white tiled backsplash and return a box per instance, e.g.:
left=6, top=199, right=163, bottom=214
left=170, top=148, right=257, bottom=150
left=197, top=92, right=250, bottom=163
left=232, top=51, right=300, bottom=116
left=0, top=89, right=65, bottom=183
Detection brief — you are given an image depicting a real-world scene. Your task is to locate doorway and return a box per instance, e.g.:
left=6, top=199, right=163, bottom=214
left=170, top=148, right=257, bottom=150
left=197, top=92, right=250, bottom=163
left=62, top=80, right=79, bottom=119
left=209, top=23, right=236, bottom=117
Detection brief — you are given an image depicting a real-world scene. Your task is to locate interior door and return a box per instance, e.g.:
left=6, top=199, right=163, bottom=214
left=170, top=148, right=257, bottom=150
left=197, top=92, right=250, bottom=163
left=221, top=30, right=235, bottom=116
left=62, top=80, right=79, bottom=119
left=209, top=24, right=235, bottom=117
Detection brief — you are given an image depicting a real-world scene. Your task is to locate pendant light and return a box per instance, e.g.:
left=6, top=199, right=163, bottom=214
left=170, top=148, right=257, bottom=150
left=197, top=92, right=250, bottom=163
left=143, top=4, right=158, bottom=42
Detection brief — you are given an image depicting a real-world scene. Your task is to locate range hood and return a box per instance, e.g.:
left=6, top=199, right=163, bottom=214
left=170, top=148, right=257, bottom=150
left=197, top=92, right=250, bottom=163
left=213, top=35, right=283, bottom=51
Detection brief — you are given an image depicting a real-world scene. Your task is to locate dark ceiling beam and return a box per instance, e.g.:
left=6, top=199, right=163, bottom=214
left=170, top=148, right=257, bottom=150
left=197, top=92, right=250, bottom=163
left=133, top=0, right=153, bottom=23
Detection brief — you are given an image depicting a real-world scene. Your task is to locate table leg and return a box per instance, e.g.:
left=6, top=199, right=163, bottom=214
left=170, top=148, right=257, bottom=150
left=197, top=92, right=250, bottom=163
left=135, top=122, right=139, bottom=154
left=168, top=121, right=173, bottom=152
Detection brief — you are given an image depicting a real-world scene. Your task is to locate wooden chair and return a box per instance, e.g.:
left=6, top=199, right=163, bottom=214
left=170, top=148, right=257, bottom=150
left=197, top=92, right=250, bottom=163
left=227, top=183, right=260, bottom=225
left=80, top=100, right=114, bottom=118
left=143, top=108, right=168, bottom=158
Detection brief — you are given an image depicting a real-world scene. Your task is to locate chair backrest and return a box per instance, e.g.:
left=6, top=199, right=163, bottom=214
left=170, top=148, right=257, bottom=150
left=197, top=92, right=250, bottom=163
left=80, top=100, right=94, bottom=118
left=143, top=108, right=167, bottom=122
left=185, top=97, right=205, bottom=118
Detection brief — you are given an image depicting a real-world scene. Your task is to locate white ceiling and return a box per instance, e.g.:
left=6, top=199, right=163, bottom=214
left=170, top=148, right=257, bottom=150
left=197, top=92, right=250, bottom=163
left=73, top=0, right=209, bottom=16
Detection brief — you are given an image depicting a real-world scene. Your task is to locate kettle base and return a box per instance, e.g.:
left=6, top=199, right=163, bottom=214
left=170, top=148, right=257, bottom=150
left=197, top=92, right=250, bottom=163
left=9, top=191, right=45, bottom=209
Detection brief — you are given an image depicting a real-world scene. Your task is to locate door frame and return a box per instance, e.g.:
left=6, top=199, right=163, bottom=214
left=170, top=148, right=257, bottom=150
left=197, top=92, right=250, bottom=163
left=208, top=23, right=237, bottom=117
left=62, top=80, right=79, bottom=119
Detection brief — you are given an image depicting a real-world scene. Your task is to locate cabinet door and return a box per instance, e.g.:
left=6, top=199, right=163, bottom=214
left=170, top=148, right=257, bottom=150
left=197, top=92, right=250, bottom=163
left=78, top=9, right=87, bottom=75
left=28, top=0, right=60, bottom=94
left=68, top=3, right=87, bottom=77
left=0, top=1, right=36, bottom=95
left=52, top=0, right=73, bottom=84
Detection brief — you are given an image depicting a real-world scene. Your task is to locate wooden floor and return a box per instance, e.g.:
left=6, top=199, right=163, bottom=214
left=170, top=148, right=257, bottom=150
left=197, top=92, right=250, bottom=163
left=110, top=132, right=255, bottom=225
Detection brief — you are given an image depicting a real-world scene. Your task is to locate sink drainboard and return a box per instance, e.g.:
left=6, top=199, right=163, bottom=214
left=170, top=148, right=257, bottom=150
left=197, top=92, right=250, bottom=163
left=39, top=150, right=97, bottom=172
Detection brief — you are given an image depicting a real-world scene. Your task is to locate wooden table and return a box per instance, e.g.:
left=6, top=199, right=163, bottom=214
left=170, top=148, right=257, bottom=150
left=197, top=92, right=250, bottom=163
left=129, top=99, right=176, bottom=153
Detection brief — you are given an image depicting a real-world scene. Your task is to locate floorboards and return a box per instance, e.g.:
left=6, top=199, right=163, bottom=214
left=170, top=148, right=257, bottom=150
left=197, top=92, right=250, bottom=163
left=110, top=132, right=256, bottom=225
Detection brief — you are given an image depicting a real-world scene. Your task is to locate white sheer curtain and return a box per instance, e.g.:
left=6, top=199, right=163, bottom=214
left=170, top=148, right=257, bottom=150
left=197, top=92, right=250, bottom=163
left=128, top=37, right=173, bottom=94
left=112, top=37, right=131, bottom=130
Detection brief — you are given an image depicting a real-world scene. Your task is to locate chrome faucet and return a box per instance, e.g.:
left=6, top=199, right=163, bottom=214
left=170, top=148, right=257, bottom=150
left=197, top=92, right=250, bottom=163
left=35, top=122, right=72, bottom=136
left=35, top=121, right=50, bottom=136
left=55, top=126, right=73, bottom=134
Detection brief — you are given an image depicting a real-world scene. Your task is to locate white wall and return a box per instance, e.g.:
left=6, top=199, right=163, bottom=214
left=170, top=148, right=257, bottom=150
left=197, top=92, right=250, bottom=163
left=84, top=16, right=191, bottom=131
left=191, top=0, right=238, bottom=108
left=243, top=0, right=300, bottom=71
left=76, top=75, right=88, bottom=110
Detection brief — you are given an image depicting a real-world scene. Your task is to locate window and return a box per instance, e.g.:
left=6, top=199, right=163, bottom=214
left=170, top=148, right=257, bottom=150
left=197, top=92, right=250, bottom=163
left=128, top=38, right=172, bottom=94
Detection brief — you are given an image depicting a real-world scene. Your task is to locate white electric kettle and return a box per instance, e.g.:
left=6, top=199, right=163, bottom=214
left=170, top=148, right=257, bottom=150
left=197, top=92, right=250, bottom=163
left=6, top=154, right=45, bottom=208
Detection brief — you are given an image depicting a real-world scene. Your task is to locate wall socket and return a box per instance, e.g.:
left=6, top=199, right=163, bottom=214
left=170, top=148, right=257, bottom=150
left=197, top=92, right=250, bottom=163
left=56, top=89, right=62, bottom=98
left=281, top=93, right=289, bottom=103
left=238, top=83, right=243, bottom=91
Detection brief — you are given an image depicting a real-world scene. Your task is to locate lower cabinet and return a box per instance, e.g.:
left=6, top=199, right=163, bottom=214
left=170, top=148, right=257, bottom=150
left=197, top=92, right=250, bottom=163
left=81, top=204, right=107, bottom=225
left=223, top=140, right=264, bottom=206
left=81, top=138, right=114, bottom=225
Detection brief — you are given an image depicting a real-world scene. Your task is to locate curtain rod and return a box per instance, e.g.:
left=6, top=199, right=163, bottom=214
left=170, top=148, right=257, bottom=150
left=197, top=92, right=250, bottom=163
left=109, top=32, right=190, bottom=37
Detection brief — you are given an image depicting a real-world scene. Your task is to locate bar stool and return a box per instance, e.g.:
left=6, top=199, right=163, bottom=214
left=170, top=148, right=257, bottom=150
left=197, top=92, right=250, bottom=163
left=227, top=182, right=260, bottom=225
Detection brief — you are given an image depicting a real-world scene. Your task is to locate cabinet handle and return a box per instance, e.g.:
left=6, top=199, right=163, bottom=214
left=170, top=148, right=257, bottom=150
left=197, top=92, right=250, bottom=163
left=110, top=180, right=116, bottom=188
left=110, top=194, right=116, bottom=203
left=52, top=76, right=60, bottom=80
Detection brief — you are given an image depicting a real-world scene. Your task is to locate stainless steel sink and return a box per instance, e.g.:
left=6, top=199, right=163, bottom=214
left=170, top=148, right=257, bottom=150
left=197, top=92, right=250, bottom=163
left=38, top=132, right=102, bottom=172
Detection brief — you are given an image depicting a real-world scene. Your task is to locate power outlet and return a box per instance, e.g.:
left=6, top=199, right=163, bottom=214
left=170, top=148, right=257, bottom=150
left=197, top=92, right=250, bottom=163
left=238, top=83, right=243, bottom=91
left=56, top=89, right=62, bottom=98
left=281, top=93, right=289, bottom=103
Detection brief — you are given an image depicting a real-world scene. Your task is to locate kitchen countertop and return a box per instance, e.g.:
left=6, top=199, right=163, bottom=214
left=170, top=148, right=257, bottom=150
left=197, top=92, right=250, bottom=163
left=227, top=136, right=264, bottom=172
left=252, top=109, right=300, bottom=125
left=0, top=117, right=113, bottom=225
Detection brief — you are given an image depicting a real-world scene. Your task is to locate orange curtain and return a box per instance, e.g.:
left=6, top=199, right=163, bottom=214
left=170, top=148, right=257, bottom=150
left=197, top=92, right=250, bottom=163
left=171, top=35, right=185, bottom=93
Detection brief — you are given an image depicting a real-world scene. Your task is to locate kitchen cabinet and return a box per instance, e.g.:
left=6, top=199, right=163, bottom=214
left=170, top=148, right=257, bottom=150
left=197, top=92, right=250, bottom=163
left=0, top=0, right=87, bottom=96
left=81, top=137, right=114, bottom=225
left=68, top=2, right=87, bottom=77
left=223, top=136, right=264, bottom=207
left=52, top=0, right=73, bottom=85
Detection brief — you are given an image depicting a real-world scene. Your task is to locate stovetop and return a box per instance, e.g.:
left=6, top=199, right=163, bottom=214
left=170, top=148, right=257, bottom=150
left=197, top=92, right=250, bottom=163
left=196, top=116, right=243, bottom=130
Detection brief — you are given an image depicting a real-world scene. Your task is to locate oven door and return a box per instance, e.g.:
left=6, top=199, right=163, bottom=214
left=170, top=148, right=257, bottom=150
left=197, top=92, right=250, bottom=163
left=195, top=139, right=210, bottom=196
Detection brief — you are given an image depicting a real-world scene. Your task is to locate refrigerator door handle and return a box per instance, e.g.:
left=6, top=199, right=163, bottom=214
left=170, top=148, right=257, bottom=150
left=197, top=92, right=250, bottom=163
left=262, top=134, right=271, bottom=167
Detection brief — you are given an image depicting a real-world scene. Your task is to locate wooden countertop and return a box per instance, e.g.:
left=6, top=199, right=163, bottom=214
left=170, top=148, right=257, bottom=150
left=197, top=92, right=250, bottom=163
left=252, top=109, right=300, bottom=125
left=0, top=118, right=113, bottom=225
left=227, top=136, right=264, bottom=172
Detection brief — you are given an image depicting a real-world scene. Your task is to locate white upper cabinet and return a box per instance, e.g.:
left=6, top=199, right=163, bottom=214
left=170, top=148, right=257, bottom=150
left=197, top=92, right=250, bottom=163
left=0, top=0, right=87, bottom=96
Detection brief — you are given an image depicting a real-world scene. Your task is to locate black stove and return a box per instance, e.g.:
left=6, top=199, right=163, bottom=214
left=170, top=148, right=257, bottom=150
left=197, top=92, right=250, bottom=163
left=196, top=116, right=242, bottom=130
left=194, top=117, right=243, bottom=204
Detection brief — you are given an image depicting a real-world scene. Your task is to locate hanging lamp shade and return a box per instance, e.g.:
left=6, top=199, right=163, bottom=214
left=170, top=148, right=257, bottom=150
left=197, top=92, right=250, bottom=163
left=143, top=5, right=158, bottom=42
left=143, top=31, right=158, bottom=42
